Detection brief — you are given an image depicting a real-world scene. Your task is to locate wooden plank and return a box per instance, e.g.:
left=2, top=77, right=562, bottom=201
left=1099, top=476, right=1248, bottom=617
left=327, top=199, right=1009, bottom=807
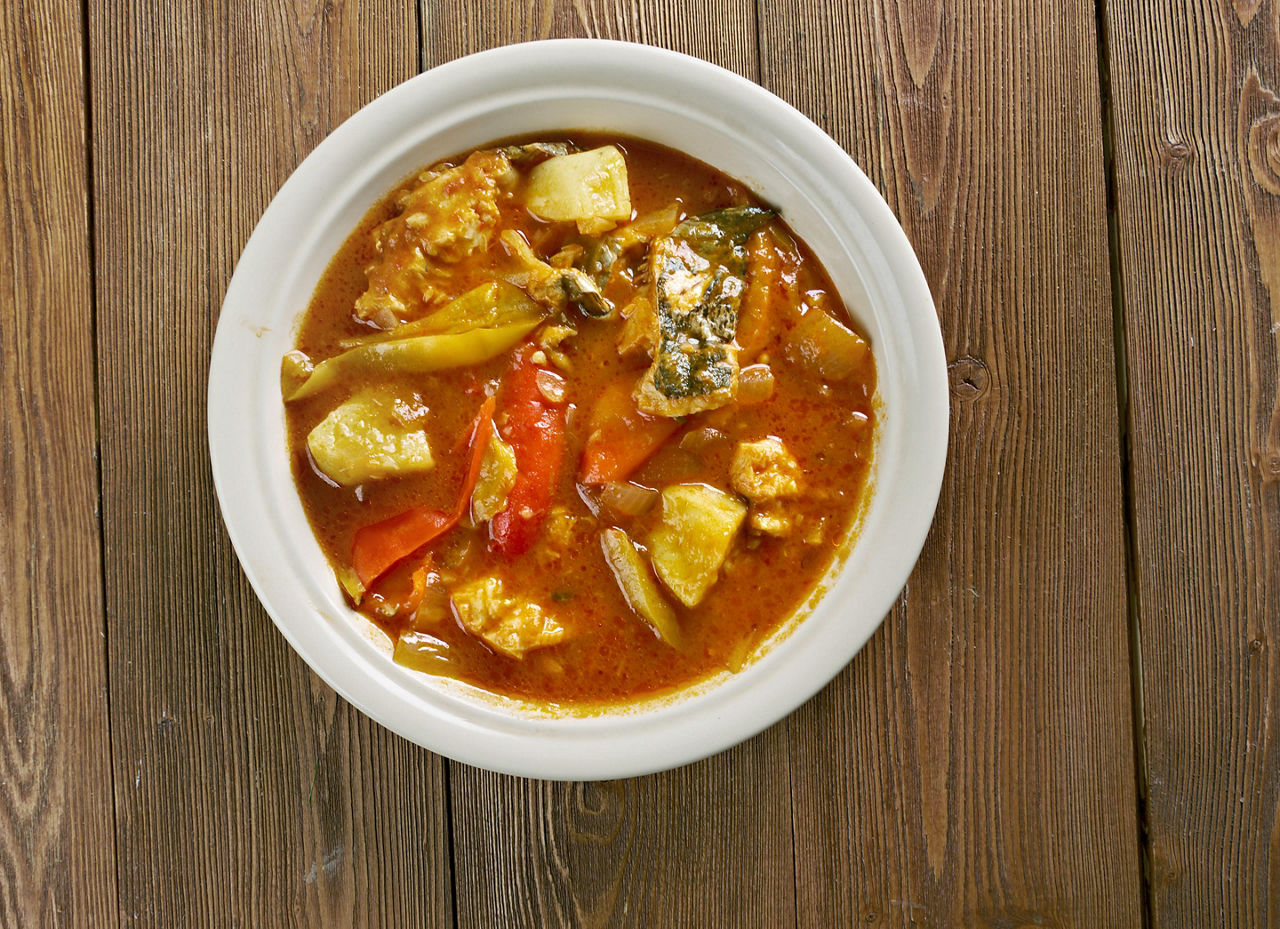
left=0, top=2, right=118, bottom=925
left=1104, top=0, right=1280, bottom=923
left=88, top=2, right=454, bottom=926
left=760, top=2, right=1144, bottom=925
left=418, top=4, right=797, bottom=927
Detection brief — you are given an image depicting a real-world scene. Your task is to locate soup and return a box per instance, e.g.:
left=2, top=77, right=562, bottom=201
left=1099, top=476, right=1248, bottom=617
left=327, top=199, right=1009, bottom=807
left=282, top=134, right=876, bottom=705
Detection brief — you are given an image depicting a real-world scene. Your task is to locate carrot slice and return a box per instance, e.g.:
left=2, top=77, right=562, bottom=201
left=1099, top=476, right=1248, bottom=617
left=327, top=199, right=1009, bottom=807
left=364, top=561, right=431, bottom=621
left=579, top=381, right=679, bottom=485
left=352, top=507, right=454, bottom=590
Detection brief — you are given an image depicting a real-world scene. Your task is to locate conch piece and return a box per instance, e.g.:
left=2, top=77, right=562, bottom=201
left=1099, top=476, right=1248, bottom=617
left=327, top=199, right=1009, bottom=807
left=632, top=207, right=774, bottom=418
left=500, top=230, right=613, bottom=318
left=497, top=141, right=574, bottom=165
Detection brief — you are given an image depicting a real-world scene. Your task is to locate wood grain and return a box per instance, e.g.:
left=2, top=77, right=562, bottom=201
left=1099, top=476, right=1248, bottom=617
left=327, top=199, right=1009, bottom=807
left=88, top=1, right=453, bottom=925
left=761, top=2, right=1143, bottom=925
left=1105, top=0, right=1280, bottom=923
left=0, top=1, right=118, bottom=925
left=419, top=4, right=797, bottom=927
left=421, top=0, right=757, bottom=73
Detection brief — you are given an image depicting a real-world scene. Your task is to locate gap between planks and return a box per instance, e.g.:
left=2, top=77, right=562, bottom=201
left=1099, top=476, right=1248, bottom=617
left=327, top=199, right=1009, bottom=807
left=79, top=0, right=125, bottom=920
left=1092, top=0, right=1154, bottom=925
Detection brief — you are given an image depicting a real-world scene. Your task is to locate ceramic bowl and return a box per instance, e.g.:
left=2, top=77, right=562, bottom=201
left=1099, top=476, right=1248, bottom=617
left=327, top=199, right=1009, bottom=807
left=208, top=39, right=947, bottom=779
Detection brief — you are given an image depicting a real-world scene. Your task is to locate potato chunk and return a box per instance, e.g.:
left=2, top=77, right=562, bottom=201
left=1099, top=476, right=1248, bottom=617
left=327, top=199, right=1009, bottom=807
left=525, top=145, right=631, bottom=233
left=306, top=389, right=433, bottom=486
left=648, top=484, right=747, bottom=607
left=451, top=576, right=566, bottom=659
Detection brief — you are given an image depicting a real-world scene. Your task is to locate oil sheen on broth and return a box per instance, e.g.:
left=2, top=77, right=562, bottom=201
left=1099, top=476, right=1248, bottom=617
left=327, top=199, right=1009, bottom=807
left=282, top=134, right=876, bottom=705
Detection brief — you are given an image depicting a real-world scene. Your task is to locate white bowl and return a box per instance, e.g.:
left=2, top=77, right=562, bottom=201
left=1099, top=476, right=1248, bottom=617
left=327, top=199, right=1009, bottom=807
left=208, top=39, right=947, bottom=780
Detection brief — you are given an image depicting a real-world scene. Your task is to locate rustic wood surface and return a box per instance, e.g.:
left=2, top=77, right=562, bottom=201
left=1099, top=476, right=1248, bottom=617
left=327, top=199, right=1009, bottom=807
left=87, top=1, right=451, bottom=926
left=763, top=1, right=1143, bottom=925
left=1, top=0, right=1274, bottom=925
left=0, top=1, right=118, bottom=926
left=1105, top=0, right=1280, bottom=925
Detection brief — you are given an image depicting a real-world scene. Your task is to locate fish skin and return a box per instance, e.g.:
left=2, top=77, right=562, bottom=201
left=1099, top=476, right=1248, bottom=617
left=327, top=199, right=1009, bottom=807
left=634, top=207, right=774, bottom=417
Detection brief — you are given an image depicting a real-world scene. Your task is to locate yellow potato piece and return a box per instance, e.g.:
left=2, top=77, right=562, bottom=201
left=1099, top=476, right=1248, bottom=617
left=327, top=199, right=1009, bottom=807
left=648, top=484, right=747, bottom=607
left=526, top=146, right=632, bottom=230
left=600, top=527, right=682, bottom=647
left=306, top=388, right=433, bottom=486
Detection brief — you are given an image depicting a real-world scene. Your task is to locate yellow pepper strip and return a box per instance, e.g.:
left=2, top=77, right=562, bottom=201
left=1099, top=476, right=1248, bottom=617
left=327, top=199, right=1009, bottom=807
left=285, top=320, right=539, bottom=402
left=600, top=527, right=683, bottom=649
left=338, top=281, right=547, bottom=348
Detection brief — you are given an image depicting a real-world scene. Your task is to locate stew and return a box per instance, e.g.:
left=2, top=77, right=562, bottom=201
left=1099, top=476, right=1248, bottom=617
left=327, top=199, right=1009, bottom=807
left=283, top=134, right=877, bottom=705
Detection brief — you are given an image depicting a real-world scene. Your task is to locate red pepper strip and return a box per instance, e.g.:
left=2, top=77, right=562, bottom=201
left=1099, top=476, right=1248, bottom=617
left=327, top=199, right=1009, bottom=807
left=350, top=396, right=496, bottom=590
left=490, top=348, right=566, bottom=556
left=579, top=381, right=680, bottom=484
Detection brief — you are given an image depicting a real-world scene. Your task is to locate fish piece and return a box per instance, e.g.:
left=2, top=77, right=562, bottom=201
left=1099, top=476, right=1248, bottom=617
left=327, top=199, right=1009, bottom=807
left=355, top=150, right=517, bottom=325
left=730, top=436, right=802, bottom=536
left=579, top=202, right=681, bottom=288
left=729, top=436, right=801, bottom=502
left=498, top=141, right=574, bottom=165
left=632, top=207, right=774, bottom=417
left=451, top=575, right=566, bottom=659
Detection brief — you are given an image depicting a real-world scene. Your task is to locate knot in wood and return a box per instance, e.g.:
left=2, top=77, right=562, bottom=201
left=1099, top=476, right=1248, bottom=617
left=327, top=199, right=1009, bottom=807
left=566, top=781, right=625, bottom=844
left=947, top=355, right=989, bottom=400
left=1249, top=632, right=1267, bottom=655
left=1248, top=109, right=1280, bottom=195
left=1257, top=449, right=1280, bottom=483
left=1159, top=135, right=1195, bottom=173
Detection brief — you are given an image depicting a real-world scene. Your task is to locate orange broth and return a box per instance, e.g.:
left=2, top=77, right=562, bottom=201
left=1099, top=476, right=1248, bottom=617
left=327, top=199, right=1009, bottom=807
left=285, top=134, right=876, bottom=705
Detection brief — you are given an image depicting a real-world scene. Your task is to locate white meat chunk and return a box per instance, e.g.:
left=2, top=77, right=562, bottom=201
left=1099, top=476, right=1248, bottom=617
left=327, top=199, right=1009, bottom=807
left=355, top=150, right=516, bottom=324
left=451, top=576, right=566, bottom=659
left=730, top=437, right=801, bottom=501
left=395, top=150, right=514, bottom=261
left=729, top=437, right=802, bottom=536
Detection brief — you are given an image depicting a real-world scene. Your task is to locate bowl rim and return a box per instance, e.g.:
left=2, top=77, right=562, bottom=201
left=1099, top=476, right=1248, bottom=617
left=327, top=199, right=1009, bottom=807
left=208, top=38, right=948, bottom=780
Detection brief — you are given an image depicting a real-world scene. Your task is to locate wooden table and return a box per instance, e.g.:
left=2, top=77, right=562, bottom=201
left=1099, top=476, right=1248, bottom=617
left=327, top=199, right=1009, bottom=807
left=3, top=0, right=1277, bottom=925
